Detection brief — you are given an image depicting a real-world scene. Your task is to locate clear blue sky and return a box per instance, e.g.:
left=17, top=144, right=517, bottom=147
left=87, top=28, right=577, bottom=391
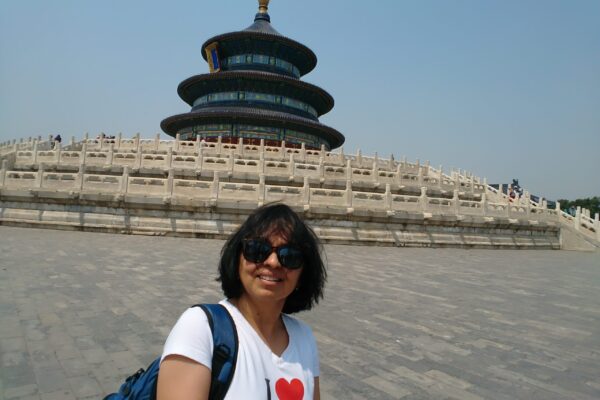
left=1, top=0, right=598, bottom=200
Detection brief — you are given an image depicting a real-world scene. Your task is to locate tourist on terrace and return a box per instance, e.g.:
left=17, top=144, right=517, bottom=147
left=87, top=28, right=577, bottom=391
left=157, top=203, right=325, bottom=399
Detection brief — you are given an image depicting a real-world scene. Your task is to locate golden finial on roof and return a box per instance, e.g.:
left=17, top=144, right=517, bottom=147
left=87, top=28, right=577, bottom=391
left=258, top=0, right=269, bottom=14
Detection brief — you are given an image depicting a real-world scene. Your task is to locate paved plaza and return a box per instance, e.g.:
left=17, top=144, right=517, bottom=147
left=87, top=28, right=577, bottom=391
left=1, top=226, right=599, bottom=399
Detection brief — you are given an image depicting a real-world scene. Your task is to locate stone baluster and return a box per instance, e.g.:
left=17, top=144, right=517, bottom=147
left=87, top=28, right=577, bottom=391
left=155, top=133, right=161, bottom=151
left=216, top=135, right=222, bottom=154
left=420, top=187, right=428, bottom=212
left=195, top=136, right=202, bottom=154
left=259, top=139, right=264, bottom=155
left=55, top=142, right=62, bottom=164
left=32, top=141, right=38, bottom=164
left=318, top=156, right=325, bottom=182
left=288, top=152, right=295, bottom=177
left=80, top=143, right=87, bottom=168
left=135, top=135, right=142, bottom=169
left=357, top=149, right=362, bottom=167
left=555, top=201, right=561, bottom=219
left=116, top=132, right=122, bottom=149
left=99, top=133, right=105, bottom=150
left=259, top=149, right=265, bottom=174
left=175, top=133, right=181, bottom=152
left=166, top=168, right=174, bottom=196
left=415, top=159, right=420, bottom=174
left=453, top=189, right=460, bottom=215
left=389, top=154, right=395, bottom=171
left=524, top=191, right=531, bottom=216
left=302, top=176, right=310, bottom=208
left=166, top=147, right=173, bottom=169
left=0, top=160, right=7, bottom=188
left=594, top=213, right=600, bottom=241
left=395, top=163, right=402, bottom=185
left=280, top=140, right=286, bottom=161
left=320, top=144, right=326, bottom=156
left=120, top=166, right=129, bottom=194
left=195, top=146, right=203, bottom=173
left=385, top=183, right=392, bottom=211
left=372, top=161, right=379, bottom=184
left=300, top=143, right=306, bottom=163
left=238, top=137, right=244, bottom=156
left=211, top=171, right=220, bottom=201
left=36, top=164, right=44, bottom=188
left=345, top=179, right=353, bottom=209
left=76, top=162, right=85, bottom=191
left=481, top=192, right=488, bottom=216
left=107, top=143, right=114, bottom=166
left=228, top=151, right=235, bottom=176
left=346, top=159, right=353, bottom=181
left=574, top=206, right=581, bottom=231
left=258, top=174, right=265, bottom=206
left=339, top=146, right=345, bottom=166
left=417, top=166, right=423, bottom=185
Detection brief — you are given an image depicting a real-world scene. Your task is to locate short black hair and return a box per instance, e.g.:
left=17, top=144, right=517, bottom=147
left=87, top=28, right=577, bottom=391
left=218, top=203, right=326, bottom=314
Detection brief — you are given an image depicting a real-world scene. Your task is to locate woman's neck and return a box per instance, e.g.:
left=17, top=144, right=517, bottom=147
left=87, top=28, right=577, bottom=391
left=231, top=296, right=288, bottom=350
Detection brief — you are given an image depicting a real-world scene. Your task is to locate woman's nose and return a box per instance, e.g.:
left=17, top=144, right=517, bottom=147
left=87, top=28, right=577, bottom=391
left=263, top=250, right=282, bottom=268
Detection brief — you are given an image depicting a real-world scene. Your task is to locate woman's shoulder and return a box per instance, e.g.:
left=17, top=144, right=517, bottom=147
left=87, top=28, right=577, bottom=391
left=282, top=314, right=315, bottom=341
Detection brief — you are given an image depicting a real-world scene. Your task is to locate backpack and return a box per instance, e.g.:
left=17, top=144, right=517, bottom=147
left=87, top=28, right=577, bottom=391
left=103, top=304, right=238, bottom=400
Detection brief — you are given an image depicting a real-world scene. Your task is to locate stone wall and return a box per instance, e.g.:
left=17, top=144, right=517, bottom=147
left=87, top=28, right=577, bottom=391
left=1, top=134, right=597, bottom=249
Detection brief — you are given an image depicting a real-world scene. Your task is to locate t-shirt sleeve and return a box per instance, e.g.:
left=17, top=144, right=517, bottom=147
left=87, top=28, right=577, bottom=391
left=308, top=326, right=320, bottom=377
left=160, top=307, right=213, bottom=369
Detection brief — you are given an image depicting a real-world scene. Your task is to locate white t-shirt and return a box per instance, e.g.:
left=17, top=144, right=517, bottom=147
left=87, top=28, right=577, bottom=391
left=161, top=300, right=319, bottom=400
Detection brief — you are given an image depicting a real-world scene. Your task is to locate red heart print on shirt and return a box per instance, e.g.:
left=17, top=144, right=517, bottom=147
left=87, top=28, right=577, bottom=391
left=275, top=378, right=304, bottom=400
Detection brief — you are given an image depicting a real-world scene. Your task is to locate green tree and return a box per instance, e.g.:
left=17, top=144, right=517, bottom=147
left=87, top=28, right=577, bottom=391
left=557, top=196, right=599, bottom=216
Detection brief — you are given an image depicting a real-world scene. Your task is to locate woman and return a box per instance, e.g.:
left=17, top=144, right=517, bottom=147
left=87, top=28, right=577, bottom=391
left=157, top=203, right=326, bottom=400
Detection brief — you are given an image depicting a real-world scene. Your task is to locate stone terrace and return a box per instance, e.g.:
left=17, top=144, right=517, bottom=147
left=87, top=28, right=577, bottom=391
left=0, top=226, right=599, bottom=399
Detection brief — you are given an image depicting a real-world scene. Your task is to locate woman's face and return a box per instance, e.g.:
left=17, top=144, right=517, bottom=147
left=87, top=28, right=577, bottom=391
left=238, top=231, right=303, bottom=307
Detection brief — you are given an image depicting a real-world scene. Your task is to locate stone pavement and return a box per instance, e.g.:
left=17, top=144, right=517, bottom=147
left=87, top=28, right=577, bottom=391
left=1, top=226, right=599, bottom=400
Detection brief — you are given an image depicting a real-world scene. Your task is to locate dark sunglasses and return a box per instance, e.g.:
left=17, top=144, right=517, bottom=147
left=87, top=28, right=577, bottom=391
left=241, top=238, right=304, bottom=270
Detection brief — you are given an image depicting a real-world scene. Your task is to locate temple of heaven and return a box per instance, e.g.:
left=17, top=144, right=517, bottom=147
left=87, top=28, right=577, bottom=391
left=160, top=0, right=345, bottom=150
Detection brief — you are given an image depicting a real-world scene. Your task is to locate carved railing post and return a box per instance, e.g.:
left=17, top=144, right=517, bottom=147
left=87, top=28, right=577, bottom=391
left=166, top=168, right=174, bottom=196
left=32, top=141, right=38, bottom=164
left=339, top=146, right=345, bottom=166
left=155, top=133, right=161, bottom=151
left=481, top=192, right=488, bottom=216
left=280, top=140, right=286, bottom=161
left=216, top=135, right=222, bottom=154
left=120, top=166, right=129, bottom=194
left=574, top=206, right=581, bottom=231
left=385, top=183, right=392, bottom=211
left=258, top=174, right=265, bottom=206
left=395, top=163, right=402, bottom=185
left=259, top=149, right=265, bottom=174
left=555, top=201, right=561, bottom=220
left=288, top=152, right=295, bottom=177
left=116, top=132, right=122, bottom=149
left=318, top=156, right=325, bottom=182
left=302, top=176, right=310, bottom=208
left=0, top=160, right=7, bottom=188
left=300, top=142, right=307, bottom=163
left=55, top=142, right=62, bottom=164
left=195, top=146, right=203, bottom=173
left=357, top=148, right=362, bottom=167
left=76, top=162, right=85, bottom=191
left=417, top=167, right=423, bottom=186
left=595, top=213, right=600, bottom=241
left=107, top=143, right=114, bottom=166
left=211, top=171, right=220, bottom=201
left=346, top=159, right=352, bottom=181
left=345, top=179, right=353, bottom=208
left=229, top=151, right=235, bottom=176
left=420, top=187, right=428, bottom=212
left=453, top=189, right=460, bottom=216
left=372, top=161, right=379, bottom=184
left=175, top=133, right=181, bottom=152
left=238, top=137, right=244, bottom=156
left=36, top=164, right=44, bottom=188
left=80, top=143, right=87, bottom=169
left=167, top=147, right=173, bottom=169
left=195, top=135, right=201, bottom=154
left=259, top=139, right=264, bottom=155
left=389, top=154, right=395, bottom=170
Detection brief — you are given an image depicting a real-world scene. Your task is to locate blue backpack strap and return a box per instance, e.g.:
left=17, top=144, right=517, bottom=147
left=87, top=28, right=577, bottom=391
left=194, top=304, right=238, bottom=400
